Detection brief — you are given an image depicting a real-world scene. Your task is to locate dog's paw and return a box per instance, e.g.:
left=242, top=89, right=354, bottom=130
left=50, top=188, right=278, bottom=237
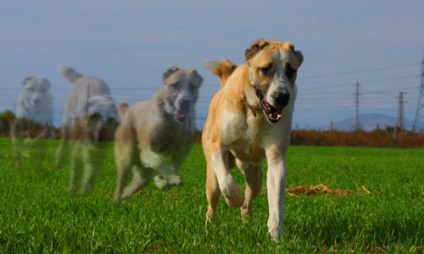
left=154, top=175, right=168, bottom=190
left=268, top=228, right=283, bottom=242
left=67, top=185, right=79, bottom=193
left=21, top=149, right=31, bottom=158
left=205, top=211, right=219, bottom=226
left=167, top=174, right=183, bottom=186
left=223, top=186, right=245, bottom=208
left=241, top=206, right=252, bottom=223
left=24, top=138, right=35, bottom=146
left=113, top=196, right=122, bottom=204
left=154, top=174, right=183, bottom=191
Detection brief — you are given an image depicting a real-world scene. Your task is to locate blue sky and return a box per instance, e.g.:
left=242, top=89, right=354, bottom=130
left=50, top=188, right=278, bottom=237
left=1, top=1, right=423, bottom=129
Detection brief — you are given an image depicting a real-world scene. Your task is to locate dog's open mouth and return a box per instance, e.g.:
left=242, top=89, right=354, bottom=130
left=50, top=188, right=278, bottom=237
left=257, top=92, right=282, bottom=123
left=174, top=109, right=188, bottom=122
left=29, top=105, right=40, bottom=113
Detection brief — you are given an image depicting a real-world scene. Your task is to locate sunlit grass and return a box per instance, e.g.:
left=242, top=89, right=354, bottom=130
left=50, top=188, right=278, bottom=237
left=0, top=139, right=423, bottom=252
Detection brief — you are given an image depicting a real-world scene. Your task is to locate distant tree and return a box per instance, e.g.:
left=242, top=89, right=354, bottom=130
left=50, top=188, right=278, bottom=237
left=385, top=126, right=395, bottom=133
left=0, top=110, right=15, bottom=136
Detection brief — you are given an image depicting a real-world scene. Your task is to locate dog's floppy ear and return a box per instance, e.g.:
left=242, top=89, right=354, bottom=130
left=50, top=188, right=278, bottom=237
left=295, top=50, right=304, bottom=67
left=191, top=70, right=203, bottom=88
left=41, top=78, right=51, bottom=90
left=286, top=42, right=304, bottom=66
left=245, top=38, right=269, bottom=61
left=22, top=76, right=35, bottom=86
left=163, top=66, right=180, bottom=82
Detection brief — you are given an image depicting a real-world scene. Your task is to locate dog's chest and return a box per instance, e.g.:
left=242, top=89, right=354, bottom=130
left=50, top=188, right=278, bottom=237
left=221, top=110, right=272, bottom=157
left=151, top=121, right=193, bottom=148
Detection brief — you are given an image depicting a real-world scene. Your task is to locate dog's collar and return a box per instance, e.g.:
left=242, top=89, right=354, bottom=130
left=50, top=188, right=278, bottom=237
left=242, top=95, right=258, bottom=117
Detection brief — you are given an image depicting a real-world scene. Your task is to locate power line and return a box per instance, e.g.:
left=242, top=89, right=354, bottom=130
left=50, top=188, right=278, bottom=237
left=299, top=74, right=419, bottom=93
left=363, top=85, right=420, bottom=95
left=301, top=62, right=420, bottom=80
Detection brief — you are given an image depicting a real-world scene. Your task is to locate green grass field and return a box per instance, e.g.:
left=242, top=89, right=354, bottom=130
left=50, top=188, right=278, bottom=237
left=1, top=138, right=423, bottom=253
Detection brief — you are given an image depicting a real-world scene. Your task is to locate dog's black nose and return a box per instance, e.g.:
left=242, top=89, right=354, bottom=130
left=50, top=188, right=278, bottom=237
left=180, top=99, right=191, bottom=110
left=274, top=92, right=290, bottom=108
left=32, top=98, right=42, bottom=106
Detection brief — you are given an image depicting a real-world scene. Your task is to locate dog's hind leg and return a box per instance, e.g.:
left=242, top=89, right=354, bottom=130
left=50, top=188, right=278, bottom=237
left=237, top=160, right=262, bottom=222
left=114, top=142, right=134, bottom=203
left=80, top=143, right=104, bottom=193
left=55, top=126, right=70, bottom=168
left=205, top=163, right=221, bottom=224
left=11, top=137, right=24, bottom=170
left=68, top=143, right=83, bottom=192
left=121, top=166, right=152, bottom=199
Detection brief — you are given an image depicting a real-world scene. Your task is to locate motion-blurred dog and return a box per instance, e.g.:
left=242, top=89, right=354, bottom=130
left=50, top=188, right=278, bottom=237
left=15, top=76, right=53, bottom=125
left=114, top=66, right=202, bottom=203
left=12, top=76, right=54, bottom=170
left=56, top=66, right=118, bottom=193
left=203, top=39, right=303, bottom=241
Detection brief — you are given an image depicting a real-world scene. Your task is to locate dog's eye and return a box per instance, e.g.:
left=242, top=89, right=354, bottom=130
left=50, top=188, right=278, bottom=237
left=259, top=65, right=273, bottom=76
left=285, top=65, right=297, bottom=79
left=189, top=82, right=197, bottom=89
left=171, top=83, right=181, bottom=89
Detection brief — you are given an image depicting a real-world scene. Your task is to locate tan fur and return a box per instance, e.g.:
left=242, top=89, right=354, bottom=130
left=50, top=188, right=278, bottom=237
left=203, top=39, right=303, bottom=241
left=114, top=66, right=202, bottom=203
left=207, top=59, right=237, bottom=87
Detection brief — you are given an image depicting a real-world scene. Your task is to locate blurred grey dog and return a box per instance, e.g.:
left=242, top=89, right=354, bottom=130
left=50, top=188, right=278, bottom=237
left=114, top=66, right=202, bottom=203
left=55, top=66, right=118, bottom=193
left=15, top=76, right=53, bottom=125
left=12, top=76, right=54, bottom=170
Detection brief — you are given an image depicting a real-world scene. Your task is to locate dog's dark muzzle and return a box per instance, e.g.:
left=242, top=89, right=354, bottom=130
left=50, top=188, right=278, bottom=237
left=179, top=99, right=191, bottom=111
left=273, top=91, right=290, bottom=109
left=174, top=98, right=191, bottom=122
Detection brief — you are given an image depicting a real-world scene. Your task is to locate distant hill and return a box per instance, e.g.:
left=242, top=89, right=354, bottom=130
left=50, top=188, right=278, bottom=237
left=325, top=113, right=424, bottom=132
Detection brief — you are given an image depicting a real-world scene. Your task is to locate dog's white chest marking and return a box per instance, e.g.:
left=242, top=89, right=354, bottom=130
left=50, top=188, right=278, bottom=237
left=221, top=109, right=279, bottom=161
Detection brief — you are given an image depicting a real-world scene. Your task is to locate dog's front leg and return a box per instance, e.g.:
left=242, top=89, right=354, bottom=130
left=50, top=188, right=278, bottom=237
left=140, top=147, right=182, bottom=190
left=265, top=145, right=287, bottom=242
left=80, top=142, right=105, bottom=193
left=55, top=126, right=70, bottom=168
left=211, top=149, right=244, bottom=207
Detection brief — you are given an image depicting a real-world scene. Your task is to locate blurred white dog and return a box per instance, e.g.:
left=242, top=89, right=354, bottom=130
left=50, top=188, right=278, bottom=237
left=15, top=76, right=53, bottom=125
left=12, top=76, right=54, bottom=170
left=56, top=66, right=118, bottom=193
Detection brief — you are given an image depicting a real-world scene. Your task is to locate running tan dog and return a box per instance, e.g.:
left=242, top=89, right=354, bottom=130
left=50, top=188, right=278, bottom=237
left=114, top=66, right=202, bottom=203
left=203, top=39, right=303, bottom=241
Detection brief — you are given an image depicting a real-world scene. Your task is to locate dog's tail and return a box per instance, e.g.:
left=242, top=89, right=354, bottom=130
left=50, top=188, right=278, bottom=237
left=117, top=101, right=129, bottom=119
left=207, top=59, right=237, bottom=87
left=59, top=65, right=83, bottom=83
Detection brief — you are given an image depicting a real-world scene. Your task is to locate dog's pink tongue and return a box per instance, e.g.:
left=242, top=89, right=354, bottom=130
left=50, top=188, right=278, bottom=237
left=175, top=109, right=187, bottom=121
left=31, top=106, right=39, bottom=113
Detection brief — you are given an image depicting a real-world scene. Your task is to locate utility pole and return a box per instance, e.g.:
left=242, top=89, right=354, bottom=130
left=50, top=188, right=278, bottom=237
left=413, top=50, right=424, bottom=132
left=354, top=80, right=361, bottom=131
left=396, top=91, right=405, bottom=132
